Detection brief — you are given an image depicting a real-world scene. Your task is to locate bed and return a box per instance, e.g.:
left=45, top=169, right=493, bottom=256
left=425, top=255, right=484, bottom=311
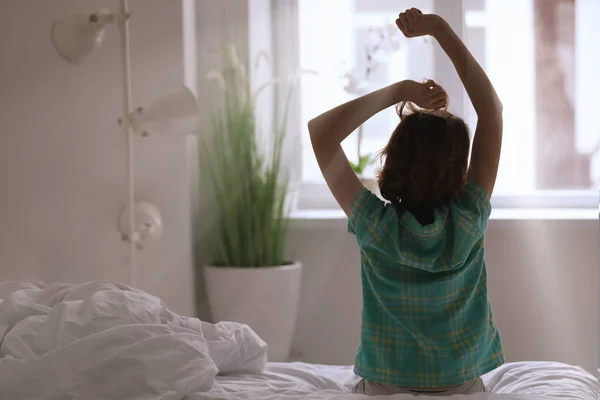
left=0, top=280, right=597, bottom=400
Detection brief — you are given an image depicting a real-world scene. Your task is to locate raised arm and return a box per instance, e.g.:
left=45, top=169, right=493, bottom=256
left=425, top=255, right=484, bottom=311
left=397, top=9, right=503, bottom=197
left=308, top=79, right=447, bottom=216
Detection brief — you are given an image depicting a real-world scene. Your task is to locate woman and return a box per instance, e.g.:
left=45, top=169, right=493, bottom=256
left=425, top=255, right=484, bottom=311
left=307, top=8, right=504, bottom=396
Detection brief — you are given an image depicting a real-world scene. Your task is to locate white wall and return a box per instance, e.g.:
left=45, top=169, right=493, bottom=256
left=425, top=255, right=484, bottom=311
left=0, top=0, right=194, bottom=315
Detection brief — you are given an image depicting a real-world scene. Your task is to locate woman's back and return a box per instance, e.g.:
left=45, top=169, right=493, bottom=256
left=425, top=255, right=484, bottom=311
left=348, top=181, right=504, bottom=389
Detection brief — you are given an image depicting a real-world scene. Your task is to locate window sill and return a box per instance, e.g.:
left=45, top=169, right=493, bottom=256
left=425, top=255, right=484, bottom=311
left=289, top=208, right=598, bottom=230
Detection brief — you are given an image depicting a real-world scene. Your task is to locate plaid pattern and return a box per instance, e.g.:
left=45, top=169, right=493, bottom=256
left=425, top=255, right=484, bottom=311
left=347, top=181, right=504, bottom=389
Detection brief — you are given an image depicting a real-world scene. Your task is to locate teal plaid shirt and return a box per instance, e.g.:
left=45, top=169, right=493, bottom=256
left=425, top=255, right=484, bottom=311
left=348, top=181, right=504, bottom=389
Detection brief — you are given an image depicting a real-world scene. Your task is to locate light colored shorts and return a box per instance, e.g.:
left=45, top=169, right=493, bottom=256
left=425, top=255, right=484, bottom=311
left=352, top=377, right=487, bottom=396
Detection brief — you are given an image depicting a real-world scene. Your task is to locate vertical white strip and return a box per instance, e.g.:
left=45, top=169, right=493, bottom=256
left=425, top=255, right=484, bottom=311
left=183, top=0, right=197, bottom=97
left=118, top=0, right=137, bottom=287
left=272, top=0, right=304, bottom=201
left=183, top=0, right=200, bottom=261
left=486, top=0, right=534, bottom=193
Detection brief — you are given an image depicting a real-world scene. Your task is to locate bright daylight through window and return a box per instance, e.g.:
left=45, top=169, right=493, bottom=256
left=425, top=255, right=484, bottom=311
left=295, top=0, right=599, bottom=209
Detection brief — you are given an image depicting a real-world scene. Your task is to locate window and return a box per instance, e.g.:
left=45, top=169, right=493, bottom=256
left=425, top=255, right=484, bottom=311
left=290, top=0, right=599, bottom=209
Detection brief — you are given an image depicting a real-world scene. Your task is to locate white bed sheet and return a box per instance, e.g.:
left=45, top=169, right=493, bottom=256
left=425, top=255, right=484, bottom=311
left=195, top=361, right=599, bottom=400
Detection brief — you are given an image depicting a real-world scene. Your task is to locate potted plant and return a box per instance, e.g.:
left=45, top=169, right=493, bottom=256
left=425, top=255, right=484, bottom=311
left=343, top=24, right=403, bottom=195
left=197, top=45, right=301, bottom=362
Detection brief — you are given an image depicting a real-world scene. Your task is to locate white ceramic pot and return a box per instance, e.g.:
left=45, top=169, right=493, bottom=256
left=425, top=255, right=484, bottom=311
left=203, top=262, right=302, bottom=362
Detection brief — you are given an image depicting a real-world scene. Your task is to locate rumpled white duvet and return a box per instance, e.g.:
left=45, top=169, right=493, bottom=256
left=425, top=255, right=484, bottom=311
left=0, top=280, right=268, bottom=399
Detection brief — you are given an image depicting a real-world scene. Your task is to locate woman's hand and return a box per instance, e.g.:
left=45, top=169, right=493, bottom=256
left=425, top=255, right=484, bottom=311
left=396, top=8, right=445, bottom=38
left=401, top=80, right=448, bottom=110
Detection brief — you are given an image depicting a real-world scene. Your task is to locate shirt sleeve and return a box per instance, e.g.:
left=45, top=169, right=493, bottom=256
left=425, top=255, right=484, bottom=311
left=347, top=187, right=386, bottom=236
left=453, top=181, right=492, bottom=234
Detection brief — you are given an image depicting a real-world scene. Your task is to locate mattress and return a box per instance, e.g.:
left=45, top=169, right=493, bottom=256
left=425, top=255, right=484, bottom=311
left=197, top=361, right=600, bottom=400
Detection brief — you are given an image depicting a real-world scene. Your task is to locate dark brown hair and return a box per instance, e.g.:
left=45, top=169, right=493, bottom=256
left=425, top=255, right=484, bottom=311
left=377, top=101, right=471, bottom=223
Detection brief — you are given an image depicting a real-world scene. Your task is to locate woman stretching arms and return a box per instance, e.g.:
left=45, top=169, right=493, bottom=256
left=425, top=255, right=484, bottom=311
left=307, top=8, right=504, bottom=396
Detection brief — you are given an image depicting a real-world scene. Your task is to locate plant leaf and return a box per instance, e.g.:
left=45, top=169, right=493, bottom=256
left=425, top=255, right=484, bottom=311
left=197, top=44, right=293, bottom=268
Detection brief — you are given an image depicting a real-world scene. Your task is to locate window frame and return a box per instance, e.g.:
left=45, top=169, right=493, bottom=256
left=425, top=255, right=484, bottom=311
left=296, top=181, right=598, bottom=210
left=273, top=0, right=599, bottom=212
